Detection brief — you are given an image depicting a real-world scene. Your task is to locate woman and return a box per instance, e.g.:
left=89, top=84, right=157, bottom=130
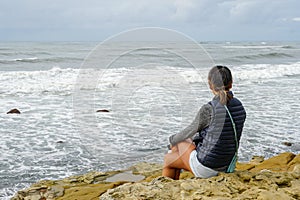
left=162, top=66, right=246, bottom=179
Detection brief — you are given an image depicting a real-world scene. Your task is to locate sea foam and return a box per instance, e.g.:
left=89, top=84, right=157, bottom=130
left=1, top=62, right=299, bottom=96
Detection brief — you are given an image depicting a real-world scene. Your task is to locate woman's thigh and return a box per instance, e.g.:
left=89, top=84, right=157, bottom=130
left=177, top=141, right=196, bottom=172
left=164, top=141, right=196, bottom=172
left=164, top=151, right=184, bottom=168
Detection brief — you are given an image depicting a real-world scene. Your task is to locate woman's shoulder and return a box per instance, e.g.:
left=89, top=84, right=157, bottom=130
left=231, top=97, right=245, bottom=106
left=199, top=103, right=213, bottom=114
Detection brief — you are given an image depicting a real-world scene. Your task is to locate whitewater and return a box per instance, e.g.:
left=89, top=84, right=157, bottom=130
left=0, top=41, right=299, bottom=199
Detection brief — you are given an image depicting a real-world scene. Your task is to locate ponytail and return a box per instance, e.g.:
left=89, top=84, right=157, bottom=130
left=218, top=89, right=228, bottom=105
left=208, top=66, right=233, bottom=105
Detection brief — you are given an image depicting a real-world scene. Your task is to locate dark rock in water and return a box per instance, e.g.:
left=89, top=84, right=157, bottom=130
left=96, top=109, right=110, bottom=112
left=7, top=108, right=21, bottom=114
left=282, top=142, right=293, bottom=146
left=56, top=141, right=64, bottom=144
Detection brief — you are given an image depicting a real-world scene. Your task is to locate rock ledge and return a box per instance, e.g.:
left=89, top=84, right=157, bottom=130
left=12, top=152, right=300, bottom=200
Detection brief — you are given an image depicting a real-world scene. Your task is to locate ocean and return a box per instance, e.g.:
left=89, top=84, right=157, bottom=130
left=0, top=41, right=300, bottom=199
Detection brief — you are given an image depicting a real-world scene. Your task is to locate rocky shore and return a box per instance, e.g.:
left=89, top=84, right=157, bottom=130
left=12, top=152, right=300, bottom=200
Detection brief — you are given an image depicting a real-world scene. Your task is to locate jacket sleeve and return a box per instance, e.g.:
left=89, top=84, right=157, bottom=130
left=169, top=103, right=212, bottom=146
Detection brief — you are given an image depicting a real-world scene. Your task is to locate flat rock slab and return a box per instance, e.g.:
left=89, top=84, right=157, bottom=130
left=105, top=171, right=145, bottom=182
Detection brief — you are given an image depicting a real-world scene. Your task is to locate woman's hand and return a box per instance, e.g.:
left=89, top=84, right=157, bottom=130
left=171, top=145, right=178, bottom=152
left=186, top=138, right=193, bottom=143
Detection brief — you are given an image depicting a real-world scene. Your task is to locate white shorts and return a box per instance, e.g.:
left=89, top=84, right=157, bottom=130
left=189, top=150, right=218, bottom=178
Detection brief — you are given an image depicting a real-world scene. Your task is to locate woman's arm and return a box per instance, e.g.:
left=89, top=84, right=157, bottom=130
left=169, top=104, right=212, bottom=146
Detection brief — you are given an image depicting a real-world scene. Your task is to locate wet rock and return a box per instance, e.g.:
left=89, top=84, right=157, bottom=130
left=7, top=108, right=21, bottom=114
left=105, top=171, right=145, bottom=182
left=282, top=142, right=293, bottom=146
left=96, top=109, right=110, bottom=112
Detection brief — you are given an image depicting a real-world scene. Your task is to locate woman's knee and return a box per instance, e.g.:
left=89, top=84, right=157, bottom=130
left=163, top=153, right=170, bottom=163
left=164, top=152, right=177, bottom=166
left=177, top=141, right=195, bottom=156
left=164, top=151, right=186, bottom=169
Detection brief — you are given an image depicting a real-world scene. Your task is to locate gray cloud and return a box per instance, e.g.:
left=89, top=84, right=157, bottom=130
left=0, top=0, right=299, bottom=41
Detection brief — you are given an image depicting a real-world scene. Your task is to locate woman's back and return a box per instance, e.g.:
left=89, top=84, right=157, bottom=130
left=197, top=94, right=246, bottom=171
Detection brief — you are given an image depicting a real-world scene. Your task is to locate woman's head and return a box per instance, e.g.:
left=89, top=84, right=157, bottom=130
left=208, top=65, right=233, bottom=105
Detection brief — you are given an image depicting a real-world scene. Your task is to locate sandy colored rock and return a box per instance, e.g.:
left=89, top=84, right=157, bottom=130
left=291, top=164, right=300, bottom=179
left=250, top=155, right=265, bottom=164
left=236, top=162, right=255, bottom=171
left=281, top=179, right=300, bottom=198
left=179, top=171, right=194, bottom=179
left=129, top=162, right=162, bottom=177
left=56, top=182, right=123, bottom=200
left=47, top=185, right=64, bottom=198
left=100, top=153, right=300, bottom=200
left=250, top=152, right=296, bottom=172
left=62, top=171, right=113, bottom=184
left=11, top=171, right=120, bottom=200
left=24, top=195, right=41, bottom=200
left=236, top=155, right=265, bottom=171
left=257, top=190, right=293, bottom=200
left=100, top=170, right=300, bottom=200
left=11, top=152, right=300, bottom=200
left=288, top=154, right=300, bottom=171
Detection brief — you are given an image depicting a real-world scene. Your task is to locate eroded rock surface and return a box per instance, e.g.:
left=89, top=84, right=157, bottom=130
left=11, top=152, right=300, bottom=200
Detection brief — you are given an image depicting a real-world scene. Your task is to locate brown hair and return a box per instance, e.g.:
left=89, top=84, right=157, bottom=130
left=208, top=65, right=233, bottom=105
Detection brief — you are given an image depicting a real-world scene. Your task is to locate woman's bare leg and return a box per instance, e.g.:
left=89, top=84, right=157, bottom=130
left=177, top=141, right=196, bottom=172
left=174, top=169, right=181, bottom=180
left=162, top=141, right=196, bottom=180
left=162, top=151, right=181, bottom=179
left=163, top=145, right=181, bottom=179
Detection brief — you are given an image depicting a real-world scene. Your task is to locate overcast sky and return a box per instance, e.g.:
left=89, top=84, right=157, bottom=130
left=0, top=0, right=299, bottom=41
